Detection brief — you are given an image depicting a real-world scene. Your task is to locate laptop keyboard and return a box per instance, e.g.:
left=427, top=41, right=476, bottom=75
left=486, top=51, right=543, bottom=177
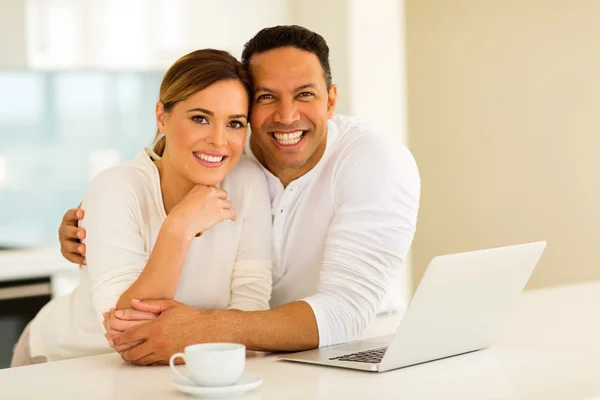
left=328, top=346, right=388, bottom=364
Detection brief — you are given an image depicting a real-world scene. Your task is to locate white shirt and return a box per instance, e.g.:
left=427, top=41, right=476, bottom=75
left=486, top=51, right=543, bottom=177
left=29, top=149, right=273, bottom=361
left=247, top=115, right=421, bottom=348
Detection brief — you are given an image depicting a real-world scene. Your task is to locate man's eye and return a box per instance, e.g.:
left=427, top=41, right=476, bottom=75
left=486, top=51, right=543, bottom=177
left=191, top=116, right=208, bottom=124
left=257, top=94, right=274, bottom=101
left=298, top=92, right=314, bottom=97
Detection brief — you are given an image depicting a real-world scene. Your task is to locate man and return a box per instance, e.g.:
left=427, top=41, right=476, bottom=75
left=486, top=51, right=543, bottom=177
left=58, top=25, right=420, bottom=365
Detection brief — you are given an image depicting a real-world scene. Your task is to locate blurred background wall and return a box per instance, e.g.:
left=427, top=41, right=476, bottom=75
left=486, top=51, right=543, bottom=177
left=0, top=0, right=406, bottom=249
left=407, top=0, right=600, bottom=290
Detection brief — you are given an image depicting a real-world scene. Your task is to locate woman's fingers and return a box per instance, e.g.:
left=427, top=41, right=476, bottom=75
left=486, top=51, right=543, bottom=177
left=219, top=199, right=233, bottom=210
left=221, top=208, right=237, bottom=222
left=108, top=317, right=148, bottom=332
left=115, top=308, right=159, bottom=321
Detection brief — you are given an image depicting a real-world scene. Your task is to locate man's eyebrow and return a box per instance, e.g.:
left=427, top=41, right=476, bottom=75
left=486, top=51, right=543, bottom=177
left=254, top=83, right=318, bottom=93
left=254, top=86, right=275, bottom=93
left=294, top=83, right=317, bottom=91
left=187, top=107, right=214, bottom=115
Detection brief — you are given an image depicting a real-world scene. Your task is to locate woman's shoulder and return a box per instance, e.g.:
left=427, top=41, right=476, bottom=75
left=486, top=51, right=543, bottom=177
left=85, top=150, right=156, bottom=204
left=223, top=155, right=266, bottom=184
left=220, top=155, right=268, bottom=197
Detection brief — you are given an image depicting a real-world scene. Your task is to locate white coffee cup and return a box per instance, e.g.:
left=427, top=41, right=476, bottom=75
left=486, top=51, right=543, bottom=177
left=169, top=343, right=246, bottom=387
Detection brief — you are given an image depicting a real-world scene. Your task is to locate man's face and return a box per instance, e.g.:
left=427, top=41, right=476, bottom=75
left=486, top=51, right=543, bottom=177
left=248, top=47, right=337, bottom=180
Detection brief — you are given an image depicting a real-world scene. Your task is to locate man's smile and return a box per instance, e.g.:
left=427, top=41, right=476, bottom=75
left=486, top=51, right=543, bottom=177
left=270, top=130, right=307, bottom=147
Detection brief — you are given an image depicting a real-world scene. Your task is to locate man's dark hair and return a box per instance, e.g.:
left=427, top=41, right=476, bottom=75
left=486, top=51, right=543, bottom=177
left=241, top=25, right=332, bottom=89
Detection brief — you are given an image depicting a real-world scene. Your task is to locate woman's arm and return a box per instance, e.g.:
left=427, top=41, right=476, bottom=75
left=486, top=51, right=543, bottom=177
left=115, top=217, right=192, bottom=309
left=116, top=184, right=237, bottom=309
left=227, top=166, right=273, bottom=311
left=83, top=167, right=234, bottom=320
left=81, top=168, right=155, bottom=320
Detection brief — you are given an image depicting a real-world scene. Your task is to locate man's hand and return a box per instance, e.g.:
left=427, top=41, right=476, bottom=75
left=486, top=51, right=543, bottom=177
left=58, top=208, right=87, bottom=265
left=111, top=299, right=215, bottom=366
left=103, top=307, right=159, bottom=352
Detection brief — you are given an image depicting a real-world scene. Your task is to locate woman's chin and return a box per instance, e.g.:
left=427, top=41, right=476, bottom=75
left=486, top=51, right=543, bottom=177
left=188, top=162, right=235, bottom=186
left=192, top=175, right=226, bottom=187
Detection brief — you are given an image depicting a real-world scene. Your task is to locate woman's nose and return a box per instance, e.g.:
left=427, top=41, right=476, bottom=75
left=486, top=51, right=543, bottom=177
left=207, top=125, right=227, bottom=147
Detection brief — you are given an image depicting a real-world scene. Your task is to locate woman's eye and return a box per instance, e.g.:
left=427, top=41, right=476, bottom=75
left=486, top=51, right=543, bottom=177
left=191, top=116, right=208, bottom=124
left=228, top=120, right=245, bottom=129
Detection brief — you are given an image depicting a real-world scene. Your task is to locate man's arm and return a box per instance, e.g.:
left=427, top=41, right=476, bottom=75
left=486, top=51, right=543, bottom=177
left=228, top=301, right=319, bottom=351
left=300, top=133, right=420, bottom=348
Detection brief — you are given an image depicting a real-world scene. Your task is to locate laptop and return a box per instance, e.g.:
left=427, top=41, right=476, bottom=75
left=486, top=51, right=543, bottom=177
left=278, top=241, right=546, bottom=372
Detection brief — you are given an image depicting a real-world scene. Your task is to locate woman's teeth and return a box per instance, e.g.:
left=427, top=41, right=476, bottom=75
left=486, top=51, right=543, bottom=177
left=273, top=131, right=304, bottom=145
left=194, top=153, right=224, bottom=163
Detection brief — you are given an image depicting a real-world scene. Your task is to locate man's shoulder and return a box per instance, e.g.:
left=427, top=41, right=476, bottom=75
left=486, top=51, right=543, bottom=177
left=329, top=115, right=413, bottom=165
left=330, top=114, right=381, bottom=138
left=326, top=115, right=420, bottom=194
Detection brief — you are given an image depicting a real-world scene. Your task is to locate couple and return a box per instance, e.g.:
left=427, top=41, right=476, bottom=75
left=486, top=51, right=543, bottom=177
left=11, top=25, right=420, bottom=367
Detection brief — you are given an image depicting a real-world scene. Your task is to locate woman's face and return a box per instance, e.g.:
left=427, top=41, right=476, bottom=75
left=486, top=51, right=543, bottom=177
left=157, top=79, right=249, bottom=186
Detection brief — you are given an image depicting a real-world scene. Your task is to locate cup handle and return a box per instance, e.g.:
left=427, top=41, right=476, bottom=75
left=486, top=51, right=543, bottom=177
left=169, top=352, right=191, bottom=382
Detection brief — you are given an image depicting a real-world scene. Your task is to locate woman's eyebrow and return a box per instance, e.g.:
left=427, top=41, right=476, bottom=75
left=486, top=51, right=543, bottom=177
left=187, top=107, right=214, bottom=115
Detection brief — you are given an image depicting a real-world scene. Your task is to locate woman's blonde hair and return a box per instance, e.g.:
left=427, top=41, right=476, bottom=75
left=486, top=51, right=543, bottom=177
left=152, top=49, right=252, bottom=156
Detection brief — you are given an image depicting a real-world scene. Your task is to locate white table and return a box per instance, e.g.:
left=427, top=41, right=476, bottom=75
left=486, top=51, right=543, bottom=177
left=2, top=281, right=600, bottom=400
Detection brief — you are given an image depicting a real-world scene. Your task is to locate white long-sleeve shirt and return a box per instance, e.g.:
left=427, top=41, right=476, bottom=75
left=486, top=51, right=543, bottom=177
left=247, top=115, right=421, bottom=348
left=29, top=149, right=273, bottom=361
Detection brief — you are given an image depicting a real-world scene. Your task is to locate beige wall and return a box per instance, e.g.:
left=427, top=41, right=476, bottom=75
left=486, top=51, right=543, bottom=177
left=0, top=0, right=26, bottom=67
left=407, top=0, right=600, bottom=291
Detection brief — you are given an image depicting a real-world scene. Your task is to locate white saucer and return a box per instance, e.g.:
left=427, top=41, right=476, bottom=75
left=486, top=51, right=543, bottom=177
left=173, top=372, right=263, bottom=398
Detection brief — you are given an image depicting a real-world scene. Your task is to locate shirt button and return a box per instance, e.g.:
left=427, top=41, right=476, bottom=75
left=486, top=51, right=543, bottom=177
left=280, top=209, right=283, bottom=213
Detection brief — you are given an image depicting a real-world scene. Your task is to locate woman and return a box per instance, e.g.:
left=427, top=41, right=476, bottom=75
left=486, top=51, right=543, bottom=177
left=11, top=49, right=273, bottom=367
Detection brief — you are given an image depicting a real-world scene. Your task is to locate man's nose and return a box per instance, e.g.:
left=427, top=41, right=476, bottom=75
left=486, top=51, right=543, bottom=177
left=272, top=100, right=300, bottom=126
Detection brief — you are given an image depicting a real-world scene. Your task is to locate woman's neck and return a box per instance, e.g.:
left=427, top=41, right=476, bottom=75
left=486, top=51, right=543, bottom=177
left=154, top=155, right=195, bottom=215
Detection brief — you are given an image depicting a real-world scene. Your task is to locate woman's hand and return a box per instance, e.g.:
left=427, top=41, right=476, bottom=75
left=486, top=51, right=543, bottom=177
left=103, top=308, right=159, bottom=352
left=168, top=185, right=237, bottom=238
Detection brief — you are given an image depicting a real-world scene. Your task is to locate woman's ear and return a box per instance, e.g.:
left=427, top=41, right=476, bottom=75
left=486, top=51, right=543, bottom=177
left=156, top=101, right=167, bottom=133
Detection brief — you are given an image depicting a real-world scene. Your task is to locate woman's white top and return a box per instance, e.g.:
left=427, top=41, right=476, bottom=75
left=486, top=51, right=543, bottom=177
left=29, top=148, right=273, bottom=361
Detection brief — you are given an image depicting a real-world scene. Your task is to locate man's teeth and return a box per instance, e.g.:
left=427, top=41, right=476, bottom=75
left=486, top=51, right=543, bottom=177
left=194, top=153, right=224, bottom=163
left=273, top=131, right=304, bottom=145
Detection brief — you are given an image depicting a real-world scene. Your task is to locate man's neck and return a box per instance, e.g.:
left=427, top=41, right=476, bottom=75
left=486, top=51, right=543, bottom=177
left=250, top=136, right=327, bottom=188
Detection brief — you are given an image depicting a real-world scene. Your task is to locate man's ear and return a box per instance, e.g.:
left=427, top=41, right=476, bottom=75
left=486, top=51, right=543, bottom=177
left=156, top=101, right=167, bottom=132
left=327, top=84, right=338, bottom=118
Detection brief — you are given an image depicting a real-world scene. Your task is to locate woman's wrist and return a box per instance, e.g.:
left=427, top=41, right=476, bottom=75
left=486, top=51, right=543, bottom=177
left=163, top=213, right=196, bottom=242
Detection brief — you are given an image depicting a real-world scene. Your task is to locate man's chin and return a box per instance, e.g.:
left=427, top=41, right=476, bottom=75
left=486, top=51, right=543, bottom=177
left=274, top=157, right=309, bottom=171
